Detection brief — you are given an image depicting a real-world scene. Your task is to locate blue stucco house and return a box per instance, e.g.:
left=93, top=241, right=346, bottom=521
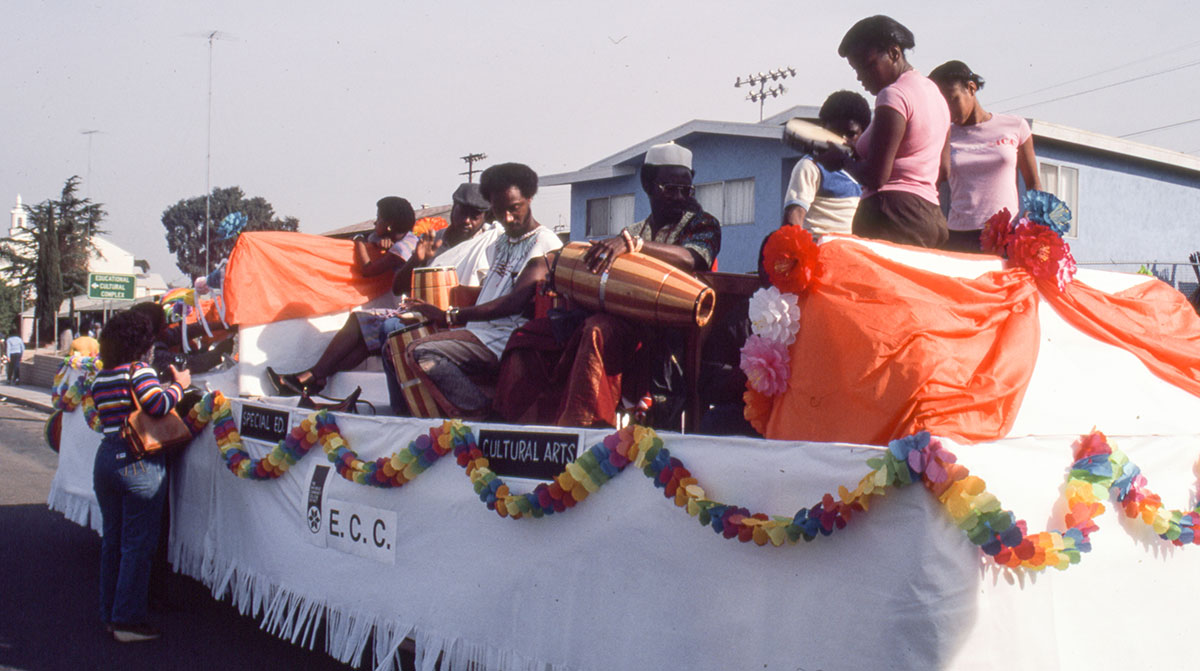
left=541, top=105, right=1200, bottom=294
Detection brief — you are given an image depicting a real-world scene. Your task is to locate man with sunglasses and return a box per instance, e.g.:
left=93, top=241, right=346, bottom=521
left=548, top=142, right=721, bottom=428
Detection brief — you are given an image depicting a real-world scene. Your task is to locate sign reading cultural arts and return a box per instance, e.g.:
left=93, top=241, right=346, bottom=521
left=477, top=429, right=580, bottom=481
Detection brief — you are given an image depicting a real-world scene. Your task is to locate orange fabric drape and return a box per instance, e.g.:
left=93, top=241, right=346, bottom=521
left=1041, top=277, right=1200, bottom=398
left=224, top=231, right=392, bottom=326
left=764, top=242, right=1041, bottom=445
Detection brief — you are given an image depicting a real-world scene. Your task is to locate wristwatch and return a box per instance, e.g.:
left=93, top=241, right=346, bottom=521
left=445, top=307, right=460, bottom=328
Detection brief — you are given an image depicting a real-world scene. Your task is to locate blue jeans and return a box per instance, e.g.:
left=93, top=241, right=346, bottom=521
left=93, top=432, right=167, bottom=626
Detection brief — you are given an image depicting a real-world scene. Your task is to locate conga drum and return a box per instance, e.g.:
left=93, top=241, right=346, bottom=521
left=553, top=241, right=716, bottom=327
left=411, top=267, right=459, bottom=310
left=385, top=321, right=440, bottom=418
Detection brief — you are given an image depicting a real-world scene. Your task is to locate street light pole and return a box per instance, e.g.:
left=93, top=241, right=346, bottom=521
left=734, top=67, right=796, bottom=121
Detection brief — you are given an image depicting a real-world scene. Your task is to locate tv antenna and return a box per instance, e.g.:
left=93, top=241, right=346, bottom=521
left=735, top=66, right=796, bottom=121
left=190, top=29, right=236, bottom=276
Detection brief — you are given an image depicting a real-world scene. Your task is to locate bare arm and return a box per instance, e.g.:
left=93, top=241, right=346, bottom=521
left=583, top=235, right=699, bottom=274
left=841, top=107, right=907, bottom=191
left=1016, top=137, right=1042, bottom=192
left=354, top=238, right=404, bottom=278
left=783, top=204, right=808, bottom=228
left=408, top=254, right=553, bottom=325
left=938, top=131, right=951, bottom=185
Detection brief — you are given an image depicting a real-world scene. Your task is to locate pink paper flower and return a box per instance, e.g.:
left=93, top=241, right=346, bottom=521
left=739, top=335, right=791, bottom=396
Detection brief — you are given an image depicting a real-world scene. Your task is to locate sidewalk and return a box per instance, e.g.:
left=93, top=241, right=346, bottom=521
left=0, top=381, right=55, bottom=414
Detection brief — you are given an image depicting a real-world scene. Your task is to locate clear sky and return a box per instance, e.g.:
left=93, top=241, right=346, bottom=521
left=5, top=1, right=1199, bottom=285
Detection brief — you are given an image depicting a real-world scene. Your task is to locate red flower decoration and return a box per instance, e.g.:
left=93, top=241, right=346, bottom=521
left=1006, top=222, right=1077, bottom=290
left=762, top=226, right=821, bottom=294
left=979, top=208, right=1012, bottom=254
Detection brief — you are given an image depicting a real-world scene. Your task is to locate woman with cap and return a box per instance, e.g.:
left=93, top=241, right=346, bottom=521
left=930, top=60, right=1042, bottom=253
left=831, top=15, right=951, bottom=248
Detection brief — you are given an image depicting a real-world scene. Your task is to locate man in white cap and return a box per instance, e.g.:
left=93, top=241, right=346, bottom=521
left=500, top=142, right=721, bottom=428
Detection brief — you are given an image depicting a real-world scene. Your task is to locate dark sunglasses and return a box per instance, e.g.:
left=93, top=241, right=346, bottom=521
left=655, top=183, right=695, bottom=198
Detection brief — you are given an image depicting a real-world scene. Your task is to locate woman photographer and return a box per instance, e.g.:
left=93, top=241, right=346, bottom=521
left=92, top=309, right=190, bottom=642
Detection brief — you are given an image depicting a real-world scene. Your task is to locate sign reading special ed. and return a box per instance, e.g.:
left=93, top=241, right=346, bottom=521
left=238, top=403, right=292, bottom=450
left=477, top=429, right=580, bottom=481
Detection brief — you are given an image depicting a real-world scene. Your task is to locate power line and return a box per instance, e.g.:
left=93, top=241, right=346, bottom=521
left=1119, top=116, right=1200, bottom=139
left=989, top=39, right=1200, bottom=106
left=999, top=58, right=1200, bottom=113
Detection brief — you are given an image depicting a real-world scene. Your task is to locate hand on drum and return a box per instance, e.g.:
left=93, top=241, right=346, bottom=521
left=584, top=236, right=628, bottom=274
left=405, top=299, right=446, bottom=326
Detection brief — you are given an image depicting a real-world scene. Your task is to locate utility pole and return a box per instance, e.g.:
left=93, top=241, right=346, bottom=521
left=459, top=153, right=487, bottom=183
left=735, top=67, right=796, bottom=121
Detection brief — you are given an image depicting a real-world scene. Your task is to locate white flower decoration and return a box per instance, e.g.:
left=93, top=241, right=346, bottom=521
left=748, top=286, right=801, bottom=345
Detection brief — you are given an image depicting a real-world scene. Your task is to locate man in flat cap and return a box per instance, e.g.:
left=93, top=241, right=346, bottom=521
left=425, top=182, right=504, bottom=288
left=498, top=142, right=721, bottom=428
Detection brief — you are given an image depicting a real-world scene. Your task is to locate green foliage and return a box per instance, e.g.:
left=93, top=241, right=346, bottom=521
left=161, top=186, right=299, bottom=279
left=0, top=283, right=21, bottom=335
left=0, top=176, right=104, bottom=342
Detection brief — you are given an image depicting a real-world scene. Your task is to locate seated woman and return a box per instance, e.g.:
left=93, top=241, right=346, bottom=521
left=267, top=196, right=422, bottom=397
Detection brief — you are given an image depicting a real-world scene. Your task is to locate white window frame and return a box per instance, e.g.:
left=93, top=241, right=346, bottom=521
left=585, top=193, right=635, bottom=238
left=1038, top=161, right=1079, bottom=238
left=695, top=177, right=755, bottom=226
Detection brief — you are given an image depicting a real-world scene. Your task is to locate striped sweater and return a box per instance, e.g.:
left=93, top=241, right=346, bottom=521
left=91, top=362, right=184, bottom=434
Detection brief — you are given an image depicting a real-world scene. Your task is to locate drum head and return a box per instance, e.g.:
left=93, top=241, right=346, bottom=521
left=783, top=119, right=850, bottom=152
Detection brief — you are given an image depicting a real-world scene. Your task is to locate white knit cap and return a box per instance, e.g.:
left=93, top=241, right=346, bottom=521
left=643, top=142, right=692, bottom=170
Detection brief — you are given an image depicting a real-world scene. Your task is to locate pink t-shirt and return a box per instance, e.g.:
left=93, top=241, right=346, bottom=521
left=945, top=113, right=1032, bottom=231
left=855, top=69, right=950, bottom=204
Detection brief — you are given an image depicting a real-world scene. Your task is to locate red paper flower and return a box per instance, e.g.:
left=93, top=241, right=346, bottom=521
left=979, top=208, right=1012, bottom=254
left=762, top=226, right=821, bottom=294
left=1006, top=222, right=1077, bottom=290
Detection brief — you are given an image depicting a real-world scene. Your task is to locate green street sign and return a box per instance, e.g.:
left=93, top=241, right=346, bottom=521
left=87, top=272, right=136, bottom=300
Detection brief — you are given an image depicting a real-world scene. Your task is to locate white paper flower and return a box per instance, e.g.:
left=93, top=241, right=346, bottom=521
left=748, top=286, right=801, bottom=345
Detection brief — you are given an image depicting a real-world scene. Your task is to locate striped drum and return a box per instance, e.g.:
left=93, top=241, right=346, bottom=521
left=412, top=266, right=459, bottom=310
left=552, top=242, right=716, bottom=327
left=385, top=321, right=440, bottom=418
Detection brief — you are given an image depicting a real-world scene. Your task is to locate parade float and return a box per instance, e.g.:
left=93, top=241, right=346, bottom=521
left=45, top=197, right=1200, bottom=670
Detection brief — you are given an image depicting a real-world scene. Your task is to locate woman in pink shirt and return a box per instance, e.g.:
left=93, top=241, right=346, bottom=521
left=930, top=60, right=1042, bottom=253
left=832, top=15, right=951, bottom=248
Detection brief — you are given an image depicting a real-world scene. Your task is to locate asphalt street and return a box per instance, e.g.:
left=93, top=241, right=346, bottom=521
left=0, top=400, right=392, bottom=671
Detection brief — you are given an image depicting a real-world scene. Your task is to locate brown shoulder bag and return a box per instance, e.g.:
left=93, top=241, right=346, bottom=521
left=121, top=374, right=194, bottom=457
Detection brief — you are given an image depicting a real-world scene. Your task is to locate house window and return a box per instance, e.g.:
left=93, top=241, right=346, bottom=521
left=1038, top=162, right=1079, bottom=237
left=585, top=194, right=635, bottom=237
left=695, top=178, right=755, bottom=226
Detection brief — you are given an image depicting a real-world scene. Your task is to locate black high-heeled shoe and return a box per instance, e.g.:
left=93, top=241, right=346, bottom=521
left=265, top=366, right=303, bottom=396
left=298, top=386, right=363, bottom=414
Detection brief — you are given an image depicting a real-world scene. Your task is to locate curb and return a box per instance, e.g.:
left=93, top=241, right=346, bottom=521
left=0, top=391, right=55, bottom=414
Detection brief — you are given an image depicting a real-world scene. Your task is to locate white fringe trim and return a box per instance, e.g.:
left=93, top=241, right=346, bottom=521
left=168, top=534, right=563, bottom=671
left=46, top=480, right=103, bottom=533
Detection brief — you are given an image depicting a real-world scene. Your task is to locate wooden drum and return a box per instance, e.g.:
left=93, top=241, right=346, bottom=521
left=553, top=241, right=716, bottom=328
left=412, top=266, right=459, bottom=310
left=385, top=321, right=440, bottom=418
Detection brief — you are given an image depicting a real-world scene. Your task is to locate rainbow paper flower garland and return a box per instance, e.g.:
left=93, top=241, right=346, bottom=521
left=51, top=357, right=102, bottom=431
left=51, top=366, right=1200, bottom=571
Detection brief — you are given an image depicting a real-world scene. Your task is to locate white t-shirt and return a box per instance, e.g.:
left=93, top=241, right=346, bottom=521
left=465, top=226, right=563, bottom=356
left=431, top=222, right=504, bottom=287
left=784, top=156, right=862, bottom=235
left=945, top=113, right=1033, bottom=231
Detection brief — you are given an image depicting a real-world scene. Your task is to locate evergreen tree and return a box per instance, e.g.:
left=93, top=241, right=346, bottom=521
left=0, top=176, right=104, bottom=343
left=32, top=202, right=64, bottom=342
left=161, top=187, right=299, bottom=279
